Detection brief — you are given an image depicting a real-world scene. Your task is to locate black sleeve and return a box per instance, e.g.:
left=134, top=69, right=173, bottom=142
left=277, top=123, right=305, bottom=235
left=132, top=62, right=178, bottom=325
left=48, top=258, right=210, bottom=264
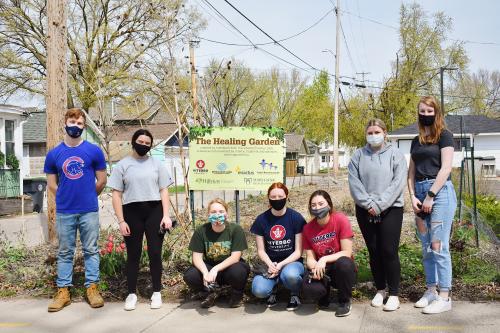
left=410, top=136, right=418, bottom=154
left=438, top=130, right=454, bottom=149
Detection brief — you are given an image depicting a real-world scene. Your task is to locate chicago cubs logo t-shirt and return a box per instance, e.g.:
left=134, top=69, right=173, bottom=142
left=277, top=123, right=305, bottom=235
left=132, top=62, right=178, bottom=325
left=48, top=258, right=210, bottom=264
left=250, top=208, right=306, bottom=263
left=302, top=212, right=354, bottom=258
left=44, top=141, right=106, bottom=214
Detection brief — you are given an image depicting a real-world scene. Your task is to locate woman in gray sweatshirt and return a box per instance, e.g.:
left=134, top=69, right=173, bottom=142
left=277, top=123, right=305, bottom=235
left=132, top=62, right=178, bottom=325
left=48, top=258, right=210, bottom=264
left=348, top=118, right=407, bottom=312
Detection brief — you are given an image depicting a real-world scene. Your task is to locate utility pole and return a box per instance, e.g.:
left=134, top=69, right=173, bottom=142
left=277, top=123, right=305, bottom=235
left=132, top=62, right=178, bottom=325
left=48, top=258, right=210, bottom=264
left=46, top=0, right=67, bottom=243
left=189, top=41, right=200, bottom=125
left=440, top=66, right=458, bottom=113
left=356, top=71, right=370, bottom=84
left=333, top=0, right=341, bottom=177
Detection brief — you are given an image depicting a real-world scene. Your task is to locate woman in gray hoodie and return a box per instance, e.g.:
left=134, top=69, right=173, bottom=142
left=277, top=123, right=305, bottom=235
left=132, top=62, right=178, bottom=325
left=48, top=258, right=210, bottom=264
left=348, top=119, right=407, bottom=312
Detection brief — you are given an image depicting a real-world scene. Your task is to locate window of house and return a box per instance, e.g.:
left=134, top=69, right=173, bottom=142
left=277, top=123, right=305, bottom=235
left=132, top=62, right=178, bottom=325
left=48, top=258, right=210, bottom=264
left=5, top=120, right=15, bottom=156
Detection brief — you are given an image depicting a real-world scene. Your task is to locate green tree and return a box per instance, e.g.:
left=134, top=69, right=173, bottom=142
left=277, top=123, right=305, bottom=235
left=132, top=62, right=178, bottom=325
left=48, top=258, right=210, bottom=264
left=295, top=71, right=333, bottom=143
left=339, top=93, right=374, bottom=148
left=379, top=3, right=468, bottom=130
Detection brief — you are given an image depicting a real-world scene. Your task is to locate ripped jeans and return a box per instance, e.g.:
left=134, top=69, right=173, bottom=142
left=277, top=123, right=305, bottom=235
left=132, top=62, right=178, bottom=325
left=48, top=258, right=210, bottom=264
left=415, top=179, right=457, bottom=292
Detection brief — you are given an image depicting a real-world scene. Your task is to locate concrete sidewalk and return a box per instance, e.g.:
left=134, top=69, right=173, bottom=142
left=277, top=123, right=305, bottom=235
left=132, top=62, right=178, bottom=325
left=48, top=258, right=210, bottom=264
left=0, top=298, right=497, bottom=333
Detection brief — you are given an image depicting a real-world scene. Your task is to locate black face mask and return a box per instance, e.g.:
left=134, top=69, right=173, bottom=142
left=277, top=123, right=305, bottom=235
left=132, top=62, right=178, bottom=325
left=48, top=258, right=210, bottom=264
left=132, top=142, right=151, bottom=156
left=419, top=114, right=436, bottom=127
left=269, top=198, right=287, bottom=211
left=65, top=125, right=84, bottom=138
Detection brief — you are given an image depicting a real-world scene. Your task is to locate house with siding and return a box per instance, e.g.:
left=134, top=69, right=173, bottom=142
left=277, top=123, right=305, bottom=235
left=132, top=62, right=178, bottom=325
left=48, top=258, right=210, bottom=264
left=387, top=115, right=500, bottom=176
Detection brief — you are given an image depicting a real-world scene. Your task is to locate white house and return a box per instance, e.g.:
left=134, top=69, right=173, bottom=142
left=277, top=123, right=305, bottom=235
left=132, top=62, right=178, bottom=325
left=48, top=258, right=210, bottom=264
left=0, top=105, right=30, bottom=197
left=318, top=142, right=353, bottom=170
left=387, top=115, right=500, bottom=176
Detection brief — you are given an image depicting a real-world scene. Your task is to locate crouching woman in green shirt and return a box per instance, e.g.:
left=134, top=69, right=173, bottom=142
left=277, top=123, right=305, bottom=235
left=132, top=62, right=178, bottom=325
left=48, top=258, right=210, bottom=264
left=184, top=198, right=250, bottom=308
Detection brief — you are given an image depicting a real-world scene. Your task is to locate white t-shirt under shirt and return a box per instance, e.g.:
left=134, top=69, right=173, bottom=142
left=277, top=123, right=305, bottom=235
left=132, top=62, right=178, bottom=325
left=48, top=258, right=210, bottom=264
left=108, top=156, right=172, bottom=205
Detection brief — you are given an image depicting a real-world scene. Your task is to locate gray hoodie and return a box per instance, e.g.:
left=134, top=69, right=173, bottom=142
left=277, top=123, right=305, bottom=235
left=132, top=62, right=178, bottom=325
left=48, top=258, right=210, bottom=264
left=348, top=143, right=407, bottom=214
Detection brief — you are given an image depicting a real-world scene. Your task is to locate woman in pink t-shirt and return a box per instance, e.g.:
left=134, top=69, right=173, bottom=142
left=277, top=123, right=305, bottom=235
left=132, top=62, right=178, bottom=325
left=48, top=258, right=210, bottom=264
left=301, top=190, right=356, bottom=317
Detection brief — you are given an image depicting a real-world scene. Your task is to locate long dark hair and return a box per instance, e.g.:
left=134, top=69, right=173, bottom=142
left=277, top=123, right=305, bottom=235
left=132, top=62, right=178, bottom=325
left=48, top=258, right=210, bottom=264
left=308, top=190, right=335, bottom=215
left=131, top=129, right=154, bottom=147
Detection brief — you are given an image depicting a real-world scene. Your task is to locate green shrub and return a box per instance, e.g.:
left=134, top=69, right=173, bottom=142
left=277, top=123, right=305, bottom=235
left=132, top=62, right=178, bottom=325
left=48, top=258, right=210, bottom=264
left=0, top=151, right=4, bottom=167
left=6, top=154, right=19, bottom=170
left=399, top=244, right=424, bottom=281
left=464, top=194, right=500, bottom=238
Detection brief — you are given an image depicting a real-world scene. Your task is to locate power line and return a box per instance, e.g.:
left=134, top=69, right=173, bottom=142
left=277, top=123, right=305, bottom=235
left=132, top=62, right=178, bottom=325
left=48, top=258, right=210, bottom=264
left=201, top=0, right=311, bottom=72
left=197, top=8, right=334, bottom=47
left=221, top=0, right=321, bottom=71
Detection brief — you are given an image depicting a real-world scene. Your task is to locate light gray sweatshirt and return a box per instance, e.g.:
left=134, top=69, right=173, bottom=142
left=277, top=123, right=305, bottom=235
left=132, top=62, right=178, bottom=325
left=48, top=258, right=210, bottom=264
left=348, top=143, right=407, bottom=214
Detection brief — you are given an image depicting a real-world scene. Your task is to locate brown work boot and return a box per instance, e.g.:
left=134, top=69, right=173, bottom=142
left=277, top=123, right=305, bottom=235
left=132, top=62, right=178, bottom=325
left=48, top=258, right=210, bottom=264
left=86, top=283, right=104, bottom=308
left=48, top=287, right=71, bottom=312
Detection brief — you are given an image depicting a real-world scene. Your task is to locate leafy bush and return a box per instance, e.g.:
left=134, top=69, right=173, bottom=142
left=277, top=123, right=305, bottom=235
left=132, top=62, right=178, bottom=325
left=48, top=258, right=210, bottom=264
left=6, top=154, right=19, bottom=170
left=0, top=151, right=4, bottom=167
left=464, top=194, right=500, bottom=238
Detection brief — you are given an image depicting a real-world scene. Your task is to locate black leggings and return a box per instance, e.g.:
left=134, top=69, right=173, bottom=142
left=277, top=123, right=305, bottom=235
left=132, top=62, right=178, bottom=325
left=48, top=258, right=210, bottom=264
left=356, top=205, right=403, bottom=296
left=301, top=256, right=356, bottom=303
left=183, top=261, right=250, bottom=296
left=123, top=201, right=164, bottom=294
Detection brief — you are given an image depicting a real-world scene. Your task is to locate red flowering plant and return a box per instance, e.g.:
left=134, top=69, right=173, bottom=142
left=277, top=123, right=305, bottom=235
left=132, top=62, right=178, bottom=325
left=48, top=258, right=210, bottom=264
left=99, top=233, right=127, bottom=278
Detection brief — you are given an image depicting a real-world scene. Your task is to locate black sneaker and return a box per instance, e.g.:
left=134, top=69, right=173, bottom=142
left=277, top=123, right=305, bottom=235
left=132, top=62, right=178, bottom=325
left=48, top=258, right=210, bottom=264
left=317, top=295, right=330, bottom=310
left=228, top=292, right=244, bottom=308
left=200, top=292, right=217, bottom=308
left=266, top=293, right=277, bottom=308
left=335, top=300, right=352, bottom=317
left=286, top=295, right=301, bottom=311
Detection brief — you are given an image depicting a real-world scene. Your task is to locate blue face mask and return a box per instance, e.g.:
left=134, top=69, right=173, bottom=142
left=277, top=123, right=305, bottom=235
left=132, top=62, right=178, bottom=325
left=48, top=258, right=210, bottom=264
left=65, top=125, right=84, bottom=138
left=208, top=213, right=225, bottom=225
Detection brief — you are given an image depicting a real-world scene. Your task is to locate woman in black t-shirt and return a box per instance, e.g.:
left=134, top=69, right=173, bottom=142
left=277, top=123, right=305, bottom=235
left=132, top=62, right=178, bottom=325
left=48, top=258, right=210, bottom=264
left=408, top=96, right=457, bottom=315
left=250, top=182, right=306, bottom=311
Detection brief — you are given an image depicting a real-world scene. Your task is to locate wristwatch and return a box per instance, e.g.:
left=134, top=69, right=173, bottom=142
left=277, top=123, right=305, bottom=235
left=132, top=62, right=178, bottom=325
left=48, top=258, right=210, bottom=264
left=427, top=190, right=436, bottom=198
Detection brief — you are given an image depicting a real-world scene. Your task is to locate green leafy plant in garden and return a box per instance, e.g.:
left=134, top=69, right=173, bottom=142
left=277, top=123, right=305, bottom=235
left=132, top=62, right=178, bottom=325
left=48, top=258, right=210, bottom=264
left=464, top=194, right=500, bottom=238
left=259, top=127, right=284, bottom=141
left=6, top=154, right=19, bottom=170
left=189, top=126, right=214, bottom=141
left=0, top=151, right=5, bottom=167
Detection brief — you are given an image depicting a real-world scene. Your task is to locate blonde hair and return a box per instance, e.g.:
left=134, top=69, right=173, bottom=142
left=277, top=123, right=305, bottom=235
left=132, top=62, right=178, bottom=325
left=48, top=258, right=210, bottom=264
left=417, top=96, right=446, bottom=144
left=365, top=118, right=387, bottom=132
left=207, top=198, right=229, bottom=214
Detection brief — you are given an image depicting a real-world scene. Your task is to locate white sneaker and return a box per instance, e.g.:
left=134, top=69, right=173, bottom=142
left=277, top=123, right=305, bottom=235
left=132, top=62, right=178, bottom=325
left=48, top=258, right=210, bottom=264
left=422, top=296, right=452, bottom=314
left=371, top=290, right=386, bottom=307
left=151, top=292, right=162, bottom=309
left=124, top=293, right=137, bottom=311
left=415, top=289, right=438, bottom=308
left=383, top=296, right=400, bottom=311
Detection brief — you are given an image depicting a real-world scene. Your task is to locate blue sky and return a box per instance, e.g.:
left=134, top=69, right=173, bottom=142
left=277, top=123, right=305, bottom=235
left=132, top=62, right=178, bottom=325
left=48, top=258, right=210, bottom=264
left=189, top=0, right=500, bottom=88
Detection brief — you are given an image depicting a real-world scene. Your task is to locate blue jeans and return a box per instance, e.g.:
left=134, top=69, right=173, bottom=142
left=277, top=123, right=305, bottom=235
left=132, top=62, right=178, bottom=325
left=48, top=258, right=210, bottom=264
left=415, top=180, right=457, bottom=291
left=252, top=261, right=304, bottom=297
left=56, top=211, right=100, bottom=288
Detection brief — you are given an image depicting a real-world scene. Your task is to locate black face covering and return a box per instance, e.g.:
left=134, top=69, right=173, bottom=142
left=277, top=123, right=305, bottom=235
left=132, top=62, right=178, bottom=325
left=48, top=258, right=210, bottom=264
left=269, top=198, right=287, bottom=211
left=419, top=114, right=436, bottom=127
left=132, top=142, right=151, bottom=156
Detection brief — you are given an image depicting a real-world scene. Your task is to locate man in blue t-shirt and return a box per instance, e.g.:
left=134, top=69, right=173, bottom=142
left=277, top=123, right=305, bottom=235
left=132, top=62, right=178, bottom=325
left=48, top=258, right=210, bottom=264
left=44, top=108, right=107, bottom=312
